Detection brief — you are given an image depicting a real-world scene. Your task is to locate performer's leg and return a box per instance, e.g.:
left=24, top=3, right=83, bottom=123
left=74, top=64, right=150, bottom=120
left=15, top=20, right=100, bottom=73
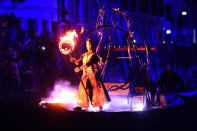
left=77, top=76, right=89, bottom=108
left=88, top=76, right=105, bottom=107
left=86, top=79, right=93, bottom=101
left=86, top=79, right=93, bottom=111
left=98, top=106, right=102, bottom=112
left=85, top=89, right=91, bottom=111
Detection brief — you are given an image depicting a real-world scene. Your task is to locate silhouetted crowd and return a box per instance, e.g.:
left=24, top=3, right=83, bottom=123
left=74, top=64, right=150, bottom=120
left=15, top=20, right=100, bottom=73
left=0, top=13, right=67, bottom=97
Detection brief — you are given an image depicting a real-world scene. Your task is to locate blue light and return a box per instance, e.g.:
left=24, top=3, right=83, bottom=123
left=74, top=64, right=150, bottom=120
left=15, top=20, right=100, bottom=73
left=166, top=29, right=171, bottom=34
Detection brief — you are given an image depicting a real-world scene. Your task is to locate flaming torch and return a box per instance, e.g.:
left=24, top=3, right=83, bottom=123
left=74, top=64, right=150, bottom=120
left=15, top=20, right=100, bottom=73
left=59, top=30, right=78, bottom=55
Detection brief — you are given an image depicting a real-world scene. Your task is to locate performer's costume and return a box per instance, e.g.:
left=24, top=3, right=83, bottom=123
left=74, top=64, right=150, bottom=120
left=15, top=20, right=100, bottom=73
left=77, top=52, right=110, bottom=107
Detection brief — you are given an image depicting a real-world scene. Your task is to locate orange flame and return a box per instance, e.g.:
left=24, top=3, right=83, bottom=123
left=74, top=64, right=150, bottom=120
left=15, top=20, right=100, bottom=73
left=59, top=30, right=78, bottom=55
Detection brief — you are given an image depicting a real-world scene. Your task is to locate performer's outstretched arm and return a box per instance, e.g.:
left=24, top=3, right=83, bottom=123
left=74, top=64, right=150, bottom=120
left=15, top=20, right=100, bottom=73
left=70, top=55, right=83, bottom=65
left=74, top=64, right=88, bottom=73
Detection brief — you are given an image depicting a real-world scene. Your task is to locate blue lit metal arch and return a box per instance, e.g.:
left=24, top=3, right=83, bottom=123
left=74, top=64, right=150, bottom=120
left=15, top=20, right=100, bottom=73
left=77, top=6, right=157, bottom=106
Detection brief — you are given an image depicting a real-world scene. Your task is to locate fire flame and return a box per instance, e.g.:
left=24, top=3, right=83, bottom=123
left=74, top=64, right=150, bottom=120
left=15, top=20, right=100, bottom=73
left=59, top=30, right=78, bottom=55
left=80, top=26, right=84, bottom=34
left=39, top=80, right=78, bottom=110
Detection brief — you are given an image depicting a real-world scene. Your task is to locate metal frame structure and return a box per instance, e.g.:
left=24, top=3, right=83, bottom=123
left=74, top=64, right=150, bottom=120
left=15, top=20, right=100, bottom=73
left=78, top=6, right=159, bottom=107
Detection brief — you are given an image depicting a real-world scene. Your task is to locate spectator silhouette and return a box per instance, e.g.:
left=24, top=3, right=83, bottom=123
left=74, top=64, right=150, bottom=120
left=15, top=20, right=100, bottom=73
left=159, top=62, right=184, bottom=106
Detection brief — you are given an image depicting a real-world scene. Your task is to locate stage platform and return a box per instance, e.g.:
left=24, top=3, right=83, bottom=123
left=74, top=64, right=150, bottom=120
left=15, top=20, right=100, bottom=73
left=0, top=90, right=197, bottom=130
left=0, top=101, right=196, bottom=130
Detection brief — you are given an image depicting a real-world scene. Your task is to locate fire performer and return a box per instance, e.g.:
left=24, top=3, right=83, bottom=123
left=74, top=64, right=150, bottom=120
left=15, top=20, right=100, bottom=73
left=70, top=38, right=110, bottom=111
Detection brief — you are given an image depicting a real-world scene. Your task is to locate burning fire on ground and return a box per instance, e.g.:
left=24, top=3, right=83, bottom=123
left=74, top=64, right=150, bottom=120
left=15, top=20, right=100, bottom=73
left=39, top=80, right=78, bottom=111
left=39, top=80, right=109, bottom=112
